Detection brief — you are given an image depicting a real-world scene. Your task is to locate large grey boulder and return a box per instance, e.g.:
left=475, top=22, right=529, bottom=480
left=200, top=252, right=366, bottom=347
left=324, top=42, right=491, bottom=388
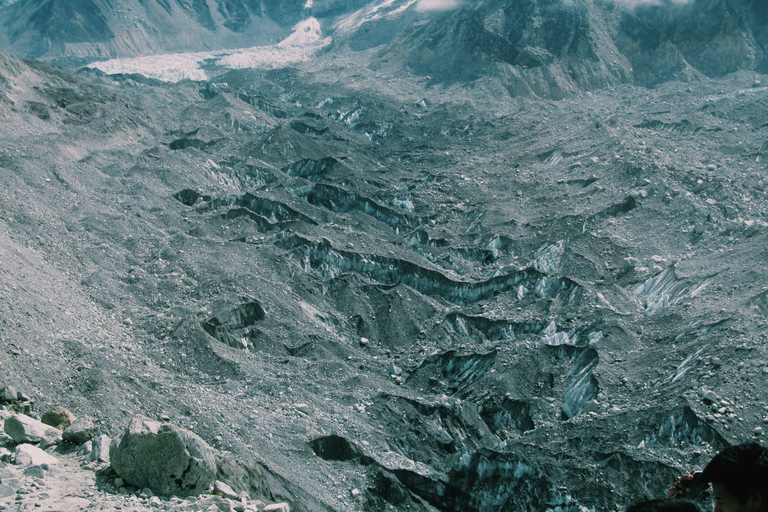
left=4, top=414, right=62, bottom=447
left=109, top=416, right=216, bottom=497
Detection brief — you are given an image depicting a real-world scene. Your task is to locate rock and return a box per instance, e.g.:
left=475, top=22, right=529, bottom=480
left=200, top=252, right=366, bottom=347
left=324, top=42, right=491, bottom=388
left=700, top=389, right=719, bottom=403
left=14, top=444, right=58, bottom=466
left=694, top=223, right=706, bottom=235
left=215, top=481, right=239, bottom=500
left=621, top=257, right=639, bottom=271
left=0, top=447, right=12, bottom=462
left=177, top=496, right=232, bottom=511
left=4, top=414, right=62, bottom=447
left=110, top=415, right=216, bottom=497
left=755, top=427, right=764, bottom=436
left=387, top=363, right=402, bottom=376
left=22, top=465, right=46, bottom=479
left=41, top=406, right=76, bottom=430
left=263, top=504, right=291, bottom=512
left=78, top=440, right=92, bottom=456
left=88, top=434, right=111, bottom=463
left=1, top=385, right=18, bottom=403
left=582, top=400, right=600, bottom=414
left=63, top=418, right=94, bottom=444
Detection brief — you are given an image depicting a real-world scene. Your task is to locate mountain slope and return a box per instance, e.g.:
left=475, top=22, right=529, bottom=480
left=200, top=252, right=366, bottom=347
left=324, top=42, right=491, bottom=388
left=2, top=43, right=768, bottom=511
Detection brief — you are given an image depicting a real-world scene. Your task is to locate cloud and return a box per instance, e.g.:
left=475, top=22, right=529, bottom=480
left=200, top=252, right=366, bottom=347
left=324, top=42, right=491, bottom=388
left=415, top=0, right=461, bottom=11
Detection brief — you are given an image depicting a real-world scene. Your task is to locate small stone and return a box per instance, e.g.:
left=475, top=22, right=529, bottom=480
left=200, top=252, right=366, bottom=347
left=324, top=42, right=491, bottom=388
left=149, top=496, right=162, bottom=508
left=115, top=478, right=125, bottom=488
left=294, top=404, right=310, bottom=415
left=694, top=224, right=706, bottom=235
left=359, top=337, right=368, bottom=346
left=387, top=363, right=402, bottom=376
left=351, top=488, right=362, bottom=497
left=41, top=407, right=76, bottom=431
left=0, top=447, right=12, bottom=462
left=755, top=427, right=764, bottom=436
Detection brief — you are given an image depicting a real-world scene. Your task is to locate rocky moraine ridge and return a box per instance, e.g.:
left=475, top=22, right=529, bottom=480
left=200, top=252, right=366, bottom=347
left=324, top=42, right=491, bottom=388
left=1, top=0, right=768, bottom=511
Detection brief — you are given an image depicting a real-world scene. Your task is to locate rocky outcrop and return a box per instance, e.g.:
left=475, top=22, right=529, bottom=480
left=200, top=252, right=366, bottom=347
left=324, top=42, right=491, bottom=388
left=109, top=416, right=216, bottom=497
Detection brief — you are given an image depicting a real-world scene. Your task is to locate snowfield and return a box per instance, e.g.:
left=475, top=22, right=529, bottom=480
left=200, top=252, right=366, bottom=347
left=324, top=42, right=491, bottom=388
left=87, top=18, right=330, bottom=82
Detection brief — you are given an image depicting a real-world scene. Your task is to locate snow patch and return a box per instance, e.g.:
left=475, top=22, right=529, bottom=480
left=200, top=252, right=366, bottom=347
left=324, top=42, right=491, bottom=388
left=416, top=0, right=461, bottom=11
left=279, top=18, right=323, bottom=47
left=334, top=0, right=419, bottom=34
left=88, top=52, right=210, bottom=82
left=87, top=18, right=329, bottom=83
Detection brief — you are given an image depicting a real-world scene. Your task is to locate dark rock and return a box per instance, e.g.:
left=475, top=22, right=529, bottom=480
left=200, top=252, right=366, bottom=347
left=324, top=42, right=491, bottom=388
left=62, top=418, right=94, bottom=445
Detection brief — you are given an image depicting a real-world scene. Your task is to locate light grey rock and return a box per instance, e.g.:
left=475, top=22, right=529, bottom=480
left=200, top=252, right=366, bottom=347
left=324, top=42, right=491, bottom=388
left=78, top=440, right=93, bottom=457
left=63, top=418, right=94, bottom=444
left=622, top=257, right=639, bottom=271
left=14, top=444, right=58, bottom=466
left=110, top=415, right=216, bottom=497
left=88, top=434, right=111, bottom=463
left=263, top=503, right=291, bottom=512
left=214, top=480, right=239, bottom=500
left=0, top=447, right=12, bottom=462
left=4, top=414, right=62, bottom=447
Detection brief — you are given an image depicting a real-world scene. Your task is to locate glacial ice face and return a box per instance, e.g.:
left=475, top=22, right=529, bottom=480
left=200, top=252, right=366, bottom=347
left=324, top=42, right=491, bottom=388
left=530, top=240, right=566, bottom=275
left=632, top=267, right=711, bottom=314
left=556, top=347, right=600, bottom=419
